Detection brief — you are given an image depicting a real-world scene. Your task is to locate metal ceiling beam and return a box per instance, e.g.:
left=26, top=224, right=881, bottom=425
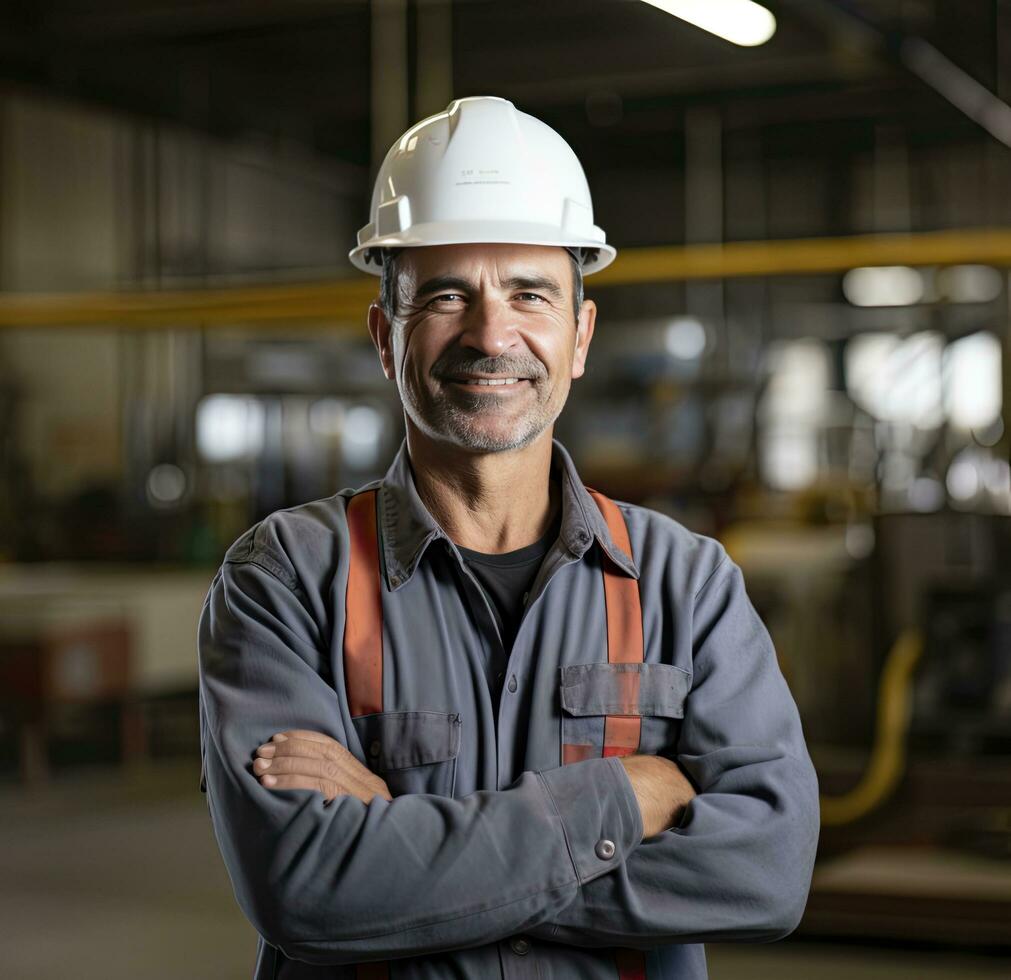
left=805, top=0, right=1011, bottom=150
left=38, top=1, right=363, bottom=43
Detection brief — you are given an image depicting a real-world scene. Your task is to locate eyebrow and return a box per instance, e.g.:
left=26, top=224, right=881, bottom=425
left=411, top=273, right=566, bottom=303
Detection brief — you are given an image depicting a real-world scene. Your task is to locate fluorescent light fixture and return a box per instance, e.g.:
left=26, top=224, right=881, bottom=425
left=640, top=0, right=776, bottom=47
left=842, top=266, right=924, bottom=307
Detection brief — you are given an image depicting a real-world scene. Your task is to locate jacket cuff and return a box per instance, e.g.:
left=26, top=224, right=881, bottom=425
left=536, top=756, right=644, bottom=885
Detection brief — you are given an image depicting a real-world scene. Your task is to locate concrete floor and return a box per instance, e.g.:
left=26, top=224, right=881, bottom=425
left=1, top=760, right=1008, bottom=980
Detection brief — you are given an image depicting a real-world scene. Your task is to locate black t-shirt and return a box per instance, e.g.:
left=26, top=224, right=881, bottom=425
left=457, top=511, right=561, bottom=665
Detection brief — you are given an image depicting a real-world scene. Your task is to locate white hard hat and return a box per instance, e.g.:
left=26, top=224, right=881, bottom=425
left=349, top=95, right=616, bottom=276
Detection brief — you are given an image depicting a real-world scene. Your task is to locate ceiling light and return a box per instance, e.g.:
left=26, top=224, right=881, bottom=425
left=842, top=266, right=924, bottom=307
left=640, top=1, right=777, bottom=47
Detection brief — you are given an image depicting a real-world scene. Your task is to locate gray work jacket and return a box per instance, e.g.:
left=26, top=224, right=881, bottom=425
left=197, top=439, right=820, bottom=980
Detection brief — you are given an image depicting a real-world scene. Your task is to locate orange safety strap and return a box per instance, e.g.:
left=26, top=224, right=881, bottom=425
left=581, top=489, right=648, bottom=980
left=343, top=487, right=646, bottom=980
left=579, top=489, right=644, bottom=761
left=345, top=491, right=384, bottom=719
left=344, top=491, right=390, bottom=980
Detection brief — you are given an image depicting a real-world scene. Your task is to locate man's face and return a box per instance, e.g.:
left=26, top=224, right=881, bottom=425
left=369, top=243, right=596, bottom=453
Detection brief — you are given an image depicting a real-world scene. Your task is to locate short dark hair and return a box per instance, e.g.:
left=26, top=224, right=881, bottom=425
left=377, top=248, right=585, bottom=323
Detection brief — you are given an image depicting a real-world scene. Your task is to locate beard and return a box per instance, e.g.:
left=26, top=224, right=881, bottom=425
left=400, top=350, right=562, bottom=453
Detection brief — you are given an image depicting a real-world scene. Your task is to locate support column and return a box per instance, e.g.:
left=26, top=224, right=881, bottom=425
left=370, top=0, right=410, bottom=177
left=415, top=0, right=454, bottom=120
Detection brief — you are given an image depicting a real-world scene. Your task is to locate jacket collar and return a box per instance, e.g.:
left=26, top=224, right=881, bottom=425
left=376, top=439, right=639, bottom=591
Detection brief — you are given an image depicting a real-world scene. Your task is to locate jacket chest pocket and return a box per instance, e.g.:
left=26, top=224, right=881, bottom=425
left=559, top=662, right=690, bottom=764
left=351, top=710, right=462, bottom=798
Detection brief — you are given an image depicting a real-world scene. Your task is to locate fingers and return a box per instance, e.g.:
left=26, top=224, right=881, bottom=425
left=257, top=737, right=374, bottom=783
left=254, top=753, right=364, bottom=796
left=257, top=733, right=375, bottom=779
left=272, top=729, right=338, bottom=745
left=257, top=772, right=334, bottom=797
left=255, top=756, right=372, bottom=803
left=258, top=773, right=388, bottom=803
left=257, top=769, right=392, bottom=803
left=262, top=772, right=392, bottom=805
left=255, top=753, right=336, bottom=781
left=257, top=737, right=332, bottom=761
left=253, top=735, right=393, bottom=803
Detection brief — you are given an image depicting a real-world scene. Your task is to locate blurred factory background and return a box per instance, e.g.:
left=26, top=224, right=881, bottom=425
left=0, top=1, right=1010, bottom=977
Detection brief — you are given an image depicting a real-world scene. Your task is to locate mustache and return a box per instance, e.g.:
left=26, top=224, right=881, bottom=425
left=431, top=350, right=545, bottom=381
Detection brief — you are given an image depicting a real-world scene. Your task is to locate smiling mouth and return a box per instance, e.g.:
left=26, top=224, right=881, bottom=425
left=446, top=376, right=531, bottom=388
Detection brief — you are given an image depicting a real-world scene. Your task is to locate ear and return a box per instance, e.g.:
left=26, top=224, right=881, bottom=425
left=367, top=302, right=396, bottom=381
left=570, top=299, right=597, bottom=380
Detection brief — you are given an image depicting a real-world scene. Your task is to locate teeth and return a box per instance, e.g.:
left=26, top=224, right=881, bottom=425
left=466, top=378, right=520, bottom=386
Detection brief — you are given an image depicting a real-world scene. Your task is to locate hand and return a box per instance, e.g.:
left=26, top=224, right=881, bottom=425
left=254, top=729, right=393, bottom=804
left=619, top=754, right=697, bottom=840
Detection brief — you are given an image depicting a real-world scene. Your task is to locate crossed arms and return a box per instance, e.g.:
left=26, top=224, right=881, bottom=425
left=198, top=547, right=819, bottom=966
left=252, top=728, right=694, bottom=841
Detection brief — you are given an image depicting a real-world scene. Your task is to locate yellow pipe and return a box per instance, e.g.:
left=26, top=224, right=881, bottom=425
left=0, top=279, right=379, bottom=330
left=4, top=227, right=1011, bottom=329
left=596, top=227, right=1011, bottom=285
left=819, top=629, right=924, bottom=827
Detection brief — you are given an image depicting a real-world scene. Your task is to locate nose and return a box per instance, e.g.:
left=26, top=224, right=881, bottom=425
left=457, top=295, right=521, bottom=358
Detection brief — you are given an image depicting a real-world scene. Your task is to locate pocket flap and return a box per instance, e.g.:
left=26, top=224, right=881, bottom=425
left=560, top=662, right=689, bottom=718
left=351, top=710, right=462, bottom=771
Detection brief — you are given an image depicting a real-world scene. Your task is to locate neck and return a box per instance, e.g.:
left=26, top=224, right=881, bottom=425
left=405, top=422, right=559, bottom=554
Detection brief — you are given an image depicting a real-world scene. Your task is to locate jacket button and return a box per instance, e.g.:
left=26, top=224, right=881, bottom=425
left=507, top=675, right=518, bottom=693
left=510, top=937, right=530, bottom=955
left=595, top=838, right=616, bottom=860
left=368, top=739, right=381, bottom=758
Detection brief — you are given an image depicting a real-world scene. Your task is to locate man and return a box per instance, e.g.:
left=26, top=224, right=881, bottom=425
left=198, top=96, right=819, bottom=980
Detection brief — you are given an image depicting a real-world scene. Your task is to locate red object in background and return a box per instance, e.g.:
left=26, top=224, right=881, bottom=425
left=0, top=620, right=145, bottom=783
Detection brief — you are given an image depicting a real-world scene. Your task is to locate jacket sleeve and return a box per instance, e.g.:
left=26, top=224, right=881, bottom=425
left=197, top=540, right=643, bottom=967
left=527, top=556, right=820, bottom=948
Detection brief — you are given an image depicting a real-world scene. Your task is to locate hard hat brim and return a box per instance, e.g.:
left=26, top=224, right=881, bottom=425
left=349, top=220, right=616, bottom=277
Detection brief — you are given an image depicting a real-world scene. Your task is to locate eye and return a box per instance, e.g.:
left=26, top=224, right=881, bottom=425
left=427, top=293, right=467, bottom=307
left=515, top=292, right=547, bottom=303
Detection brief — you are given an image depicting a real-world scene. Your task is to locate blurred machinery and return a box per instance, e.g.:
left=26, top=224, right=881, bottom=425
left=720, top=508, right=1011, bottom=944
